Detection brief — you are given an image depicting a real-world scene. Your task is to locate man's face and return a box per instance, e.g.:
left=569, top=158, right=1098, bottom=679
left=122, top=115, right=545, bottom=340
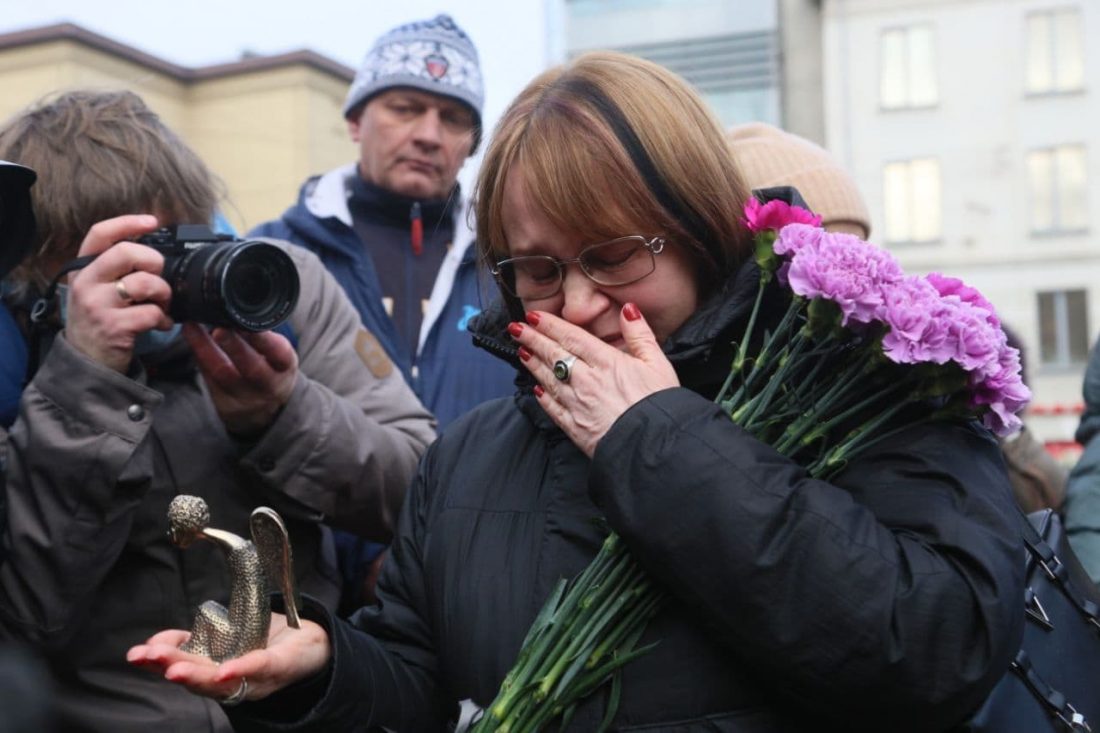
left=348, top=88, right=476, bottom=200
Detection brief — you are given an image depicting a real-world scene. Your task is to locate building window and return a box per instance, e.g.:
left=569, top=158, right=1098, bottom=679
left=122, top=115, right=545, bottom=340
left=880, top=25, right=938, bottom=109
left=1038, top=289, right=1089, bottom=366
left=607, top=30, right=780, bottom=128
left=882, top=158, right=941, bottom=243
left=1028, top=145, right=1088, bottom=233
left=1026, top=7, right=1085, bottom=94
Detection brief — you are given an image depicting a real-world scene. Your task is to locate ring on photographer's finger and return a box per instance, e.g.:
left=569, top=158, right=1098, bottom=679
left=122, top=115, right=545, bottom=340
left=115, top=277, right=134, bottom=304
left=219, top=677, right=248, bottom=707
left=553, top=354, right=578, bottom=383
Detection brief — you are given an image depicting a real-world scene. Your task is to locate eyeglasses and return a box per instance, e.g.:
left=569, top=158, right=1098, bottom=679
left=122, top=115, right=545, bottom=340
left=491, top=235, right=666, bottom=300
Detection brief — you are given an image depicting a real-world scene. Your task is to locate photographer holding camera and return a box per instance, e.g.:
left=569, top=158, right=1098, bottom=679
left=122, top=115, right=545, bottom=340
left=0, top=90, right=435, bottom=732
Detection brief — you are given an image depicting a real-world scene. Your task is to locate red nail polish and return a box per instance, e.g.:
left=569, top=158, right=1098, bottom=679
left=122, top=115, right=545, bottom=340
left=623, top=303, right=641, bottom=322
left=508, top=321, right=523, bottom=338
left=534, top=384, right=544, bottom=398
left=518, top=346, right=532, bottom=362
left=525, top=311, right=541, bottom=327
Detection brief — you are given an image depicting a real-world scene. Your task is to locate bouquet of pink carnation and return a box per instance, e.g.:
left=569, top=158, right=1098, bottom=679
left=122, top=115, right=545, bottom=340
left=725, top=197, right=1030, bottom=478
left=471, top=199, right=1030, bottom=733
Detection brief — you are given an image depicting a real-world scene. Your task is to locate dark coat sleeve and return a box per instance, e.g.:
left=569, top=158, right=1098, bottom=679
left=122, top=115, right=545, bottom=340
left=588, top=387, right=1024, bottom=731
left=228, top=451, right=450, bottom=733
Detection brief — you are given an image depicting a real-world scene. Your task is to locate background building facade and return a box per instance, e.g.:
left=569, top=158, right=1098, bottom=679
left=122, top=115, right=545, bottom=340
left=0, top=23, right=355, bottom=233
left=822, top=0, right=1097, bottom=449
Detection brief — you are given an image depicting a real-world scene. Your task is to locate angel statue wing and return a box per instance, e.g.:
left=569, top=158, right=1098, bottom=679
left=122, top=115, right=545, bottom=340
left=249, top=507, right=302, bottom=629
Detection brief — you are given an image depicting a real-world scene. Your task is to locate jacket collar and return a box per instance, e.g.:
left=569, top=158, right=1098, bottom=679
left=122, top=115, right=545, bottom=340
left=286, top=162, right=477, bottom=271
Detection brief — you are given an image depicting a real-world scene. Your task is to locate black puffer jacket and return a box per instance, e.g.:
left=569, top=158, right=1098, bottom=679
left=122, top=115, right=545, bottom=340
left=233, top=263, right=1024, bottom=732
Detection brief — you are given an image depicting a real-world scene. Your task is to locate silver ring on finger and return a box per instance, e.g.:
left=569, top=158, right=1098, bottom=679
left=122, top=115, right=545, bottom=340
left=115, top=277, right=134, bottom=304
left=553, top=354, right=578, bottom=383
left=219, top=677, right=248, bottom=707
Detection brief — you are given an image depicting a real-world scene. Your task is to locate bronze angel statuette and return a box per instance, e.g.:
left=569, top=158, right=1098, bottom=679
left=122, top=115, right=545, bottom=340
left=167, top=495, right=302, bottom=662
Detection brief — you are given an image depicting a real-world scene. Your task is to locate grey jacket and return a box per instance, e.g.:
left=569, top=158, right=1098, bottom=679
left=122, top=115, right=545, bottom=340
left=0, top=243, right=436, bottom=732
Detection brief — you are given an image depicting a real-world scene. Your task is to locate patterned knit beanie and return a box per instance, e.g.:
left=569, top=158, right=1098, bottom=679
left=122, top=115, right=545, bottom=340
left=727, top=122, right=871, bottom=239
left=343, top=14, right=484, bottom=150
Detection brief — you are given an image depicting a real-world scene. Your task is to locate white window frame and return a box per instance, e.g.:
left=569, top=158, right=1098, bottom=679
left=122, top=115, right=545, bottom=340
left=1025, top=7, right=1085, bottom=95
left=1037, top=289, right=1090, bottom=367
left=882, top=158, right=942, bottom=244
left=879, top=24, right=938, bottom=110
left=1027, top=144, right=1089, bottom=234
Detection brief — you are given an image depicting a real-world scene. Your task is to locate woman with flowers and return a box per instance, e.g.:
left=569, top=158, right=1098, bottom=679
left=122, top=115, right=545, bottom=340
left=130, top=52, right=1025, bottom=732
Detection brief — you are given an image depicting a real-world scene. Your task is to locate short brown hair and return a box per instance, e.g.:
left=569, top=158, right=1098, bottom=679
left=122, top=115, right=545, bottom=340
left=474, top=52, right=752, bottom=295
left=0, top=89, right=222, bottom=289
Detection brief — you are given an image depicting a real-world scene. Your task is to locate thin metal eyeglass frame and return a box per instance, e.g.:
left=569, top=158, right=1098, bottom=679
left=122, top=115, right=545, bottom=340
left=491, top=235, right=666, bottom=299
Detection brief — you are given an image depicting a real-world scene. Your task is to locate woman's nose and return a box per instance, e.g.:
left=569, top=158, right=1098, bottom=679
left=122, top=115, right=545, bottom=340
left=559, top=267, right=610, bottom=327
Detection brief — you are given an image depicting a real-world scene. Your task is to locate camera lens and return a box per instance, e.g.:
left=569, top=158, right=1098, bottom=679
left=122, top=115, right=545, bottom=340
left=216, top=242, right=299, bottom=332
left=156, top=234, right=300, bottom=332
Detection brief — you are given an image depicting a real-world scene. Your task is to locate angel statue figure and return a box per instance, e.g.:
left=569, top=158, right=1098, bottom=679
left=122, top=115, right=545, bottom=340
left=167, top=494, right=302, bottom=662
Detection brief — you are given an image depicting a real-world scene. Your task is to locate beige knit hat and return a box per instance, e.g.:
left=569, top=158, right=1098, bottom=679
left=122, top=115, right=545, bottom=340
left=727, top=122, right=871, bottom=239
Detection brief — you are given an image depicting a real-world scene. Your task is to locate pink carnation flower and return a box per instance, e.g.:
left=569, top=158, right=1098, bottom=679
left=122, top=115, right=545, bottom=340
left=742, top=197, right=822, bottom=233
left=784, top=231, right=903, bottom=326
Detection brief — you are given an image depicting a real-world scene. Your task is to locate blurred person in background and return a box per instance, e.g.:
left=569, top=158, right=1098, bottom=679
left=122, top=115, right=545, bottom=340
left=250, top=13, right=516, bottom=611
left=0, top=160, right=37, bottom=428
left=0, top=89, right=434, bottom=732
left=0, top=159, right=55, bottom=733
left=997, top=325, right=1067, bottom=513
left=726, top=121, right=871, bottom=239
left=1064, top=334, right=1100, bottom=587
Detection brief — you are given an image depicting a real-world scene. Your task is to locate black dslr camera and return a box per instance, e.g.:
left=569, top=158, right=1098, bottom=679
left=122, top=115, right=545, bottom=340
left=138, top=224, right=300, bottom=332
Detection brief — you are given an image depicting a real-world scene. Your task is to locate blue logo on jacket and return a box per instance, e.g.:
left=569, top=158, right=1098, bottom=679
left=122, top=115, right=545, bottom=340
left=457, top=305, right=480, bottom=331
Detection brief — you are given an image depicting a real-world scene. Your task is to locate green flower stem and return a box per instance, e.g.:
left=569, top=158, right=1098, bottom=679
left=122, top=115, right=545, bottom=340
left=801, top=373, right=914, bottom=446
left=812, top=412, right=934, bottom=480
left=721, top=296, right=802, bottom=409
left=524, top=553, right=633, bottom=697
left=737, top=332, right=812, bottom=433
left=537, top=563, right=644, bottom=700
left=587, top=586, right=663, bottom=668
left=732, top=273, right=770, bottom=377
left=771, top=348, right=872, bottom=456
left=545, top=572, right=647, bottom=700
left=482, top=538, right=628, bottom=727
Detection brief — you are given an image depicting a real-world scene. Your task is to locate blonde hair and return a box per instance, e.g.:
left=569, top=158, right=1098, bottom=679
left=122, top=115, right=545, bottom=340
left=475, top=51, right=752, bottom=294
left=0, top=89, right=222, bottom=290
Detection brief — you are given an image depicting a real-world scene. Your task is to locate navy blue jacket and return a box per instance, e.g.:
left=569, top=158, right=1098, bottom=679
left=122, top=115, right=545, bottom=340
left=249, top=164, right=516, bottom=429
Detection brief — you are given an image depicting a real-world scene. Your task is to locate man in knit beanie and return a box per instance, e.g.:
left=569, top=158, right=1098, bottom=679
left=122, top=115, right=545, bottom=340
left=250, top=14, right=516, bottom=611
left=727, top=122, right=872, bottom=239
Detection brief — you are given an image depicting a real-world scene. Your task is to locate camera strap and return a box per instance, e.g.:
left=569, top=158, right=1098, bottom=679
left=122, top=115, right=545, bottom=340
left=23, top=255, right=97, bottom=386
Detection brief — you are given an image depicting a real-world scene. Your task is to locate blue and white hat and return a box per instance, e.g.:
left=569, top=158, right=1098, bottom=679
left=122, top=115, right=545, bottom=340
left=343, top=14, right=484, bottom=134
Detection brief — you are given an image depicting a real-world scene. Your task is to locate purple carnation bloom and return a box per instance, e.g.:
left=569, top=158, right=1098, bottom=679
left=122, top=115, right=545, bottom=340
left=927, top=273, right=1001, bottom=328
left=879, top=276, right=953, bottom=364
left=784, top=231, right=903, bottom=326
left=969, top=344, right=1031, bottom=436
left=773, top=223, right=825, bottom=258
left=945, top=298, right=1005, bottom=376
